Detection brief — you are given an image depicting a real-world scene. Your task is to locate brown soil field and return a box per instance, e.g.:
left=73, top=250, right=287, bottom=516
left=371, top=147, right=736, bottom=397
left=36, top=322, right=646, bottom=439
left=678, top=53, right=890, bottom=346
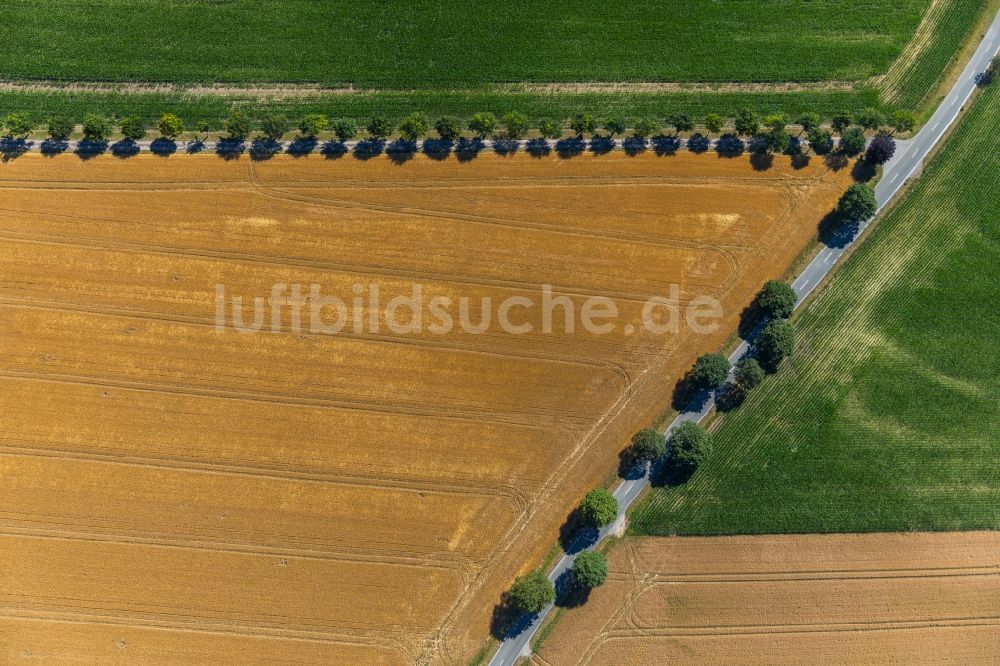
left=534, top=532, right=1000, bottom=666
left=0, top=150, right=852, bottom=664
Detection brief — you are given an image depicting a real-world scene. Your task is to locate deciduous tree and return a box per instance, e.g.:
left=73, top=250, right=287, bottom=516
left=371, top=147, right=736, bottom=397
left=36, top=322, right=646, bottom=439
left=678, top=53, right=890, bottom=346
left=578, top=489, right=618, bottom=528
left=839, top=126, right=866, bottom=156
left=158, top=113, right=184, bottom=139
left=569, top=113, right=596, bottom=137
left=501, top=111, right=529, bottom=140
left=119, top=116, right=145, bottom=141
left=703, top=113, right=724, bottom=134
left=734, top=109, right=759, bottom=137
left=572, top=551, right=608, bottom=589
left=81, top=114, right=112, bottom=142
left=629, top=428, right=666, bottom=462
left=435, top=115, right=463, bottom=141
left=866, top=132, right=896, bottom=164
left=398, top=112, right=429, bottom=141
left=468, top=112, right=497, bottom=139
left=297, top=113, right=328, bottom=139
left=890, top=110, right=916, bottom=135
left=838, top=182, right=877, bottom=220
left=508, top=571, right=555, bottom=614
left=366, top=116, right=393, bottom=140
left=668, top=421, right=712, bottom=468
left=331, top=118, right=358, bottom=142
left=756, top=319, right=795, bottom=371
left=224, top=111, right=251, bottom=141
left=756, top=280, right=797, bottom=319
left=690, top=353, right=731, bottom=390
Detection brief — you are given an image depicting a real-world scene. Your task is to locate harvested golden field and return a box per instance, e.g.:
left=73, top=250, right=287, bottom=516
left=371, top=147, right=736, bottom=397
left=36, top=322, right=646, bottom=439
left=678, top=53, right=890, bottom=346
left=535, top=532, right=1000, bottom=665
left=0, top=151, right=852, bottom=664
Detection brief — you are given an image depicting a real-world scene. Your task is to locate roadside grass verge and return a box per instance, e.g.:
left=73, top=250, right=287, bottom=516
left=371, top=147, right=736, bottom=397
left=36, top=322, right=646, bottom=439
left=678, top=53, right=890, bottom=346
left=631, top=84, right=1000, bottom=536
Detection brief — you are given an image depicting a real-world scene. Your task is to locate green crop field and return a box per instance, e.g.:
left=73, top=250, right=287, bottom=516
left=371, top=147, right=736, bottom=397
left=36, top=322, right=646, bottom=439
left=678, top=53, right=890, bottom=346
left=0, top=0, right=990, bottom=127
left=0, top=0, right=929, bottom=85
left=631, top=83, right=1000, bottom=536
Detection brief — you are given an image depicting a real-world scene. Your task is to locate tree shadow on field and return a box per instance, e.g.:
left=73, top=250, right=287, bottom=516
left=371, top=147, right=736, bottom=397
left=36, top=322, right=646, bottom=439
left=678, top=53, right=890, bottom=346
left=716, top=382, right=748, bottom=412
left=422, top=139, right=453, bottom=160
left=617, top=448, right=648, bottom=480
left=651, top=135, right=681, bottom=156
left=791, top=152, right=811, bottom=169
left=558, top=508, right=599, bottom=554
left=686, top=133, right=710, bottom=154
left=555, top=137, right=585, bottom=158
left=738, top=296, right=766, bottom=341
left=525, top=137, right=550, bottom=157
left=455, top=137, right=484, bottom=162
left=651, top=455, right=697, bottom=488
left=353, top=139, right=384, bottom=161
left=215, top=139, right=246, bottom=160
left=715, top=133, right=744, bottom=157
left=321, top=140, right=348, bottom=158
left=250, top=138, right=282, bottom=160
left=110, top=139, right=140, bottom=158
left=851, top=158, right=877, bottom=182
left=588, top=136, right=615, bottom=155
left=622, top=136, right=647, bottom=156
left=40, top=138, right=69, bottom=156
left=818, top=209, right=860, bottom=249
left=386, top=139, right=417, bottom=164
left=185, top=139, right=206, bottom=154
left=822, top=153, right=850, bottom=172
left=150, top=137, right=178, bottom=156
left=492, top=138, right=520, bottom=156
left=0, top=137, right=32, bottom=161
left=75, top=139, right=108, bottom=160
left=671, top=373, right=713, bottom=412
left=489, top=596, right=519, bottom=640
left=553, top=568, right=591, bottom=608
left=287, top=137, right=316, bottom=157
left=749, top=151, right=774, bottom=171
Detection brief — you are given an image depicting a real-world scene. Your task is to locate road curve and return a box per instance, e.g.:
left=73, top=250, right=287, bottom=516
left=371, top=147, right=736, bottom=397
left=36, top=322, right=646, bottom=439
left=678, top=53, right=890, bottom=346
left=489, top=10, right=1000, bottom=666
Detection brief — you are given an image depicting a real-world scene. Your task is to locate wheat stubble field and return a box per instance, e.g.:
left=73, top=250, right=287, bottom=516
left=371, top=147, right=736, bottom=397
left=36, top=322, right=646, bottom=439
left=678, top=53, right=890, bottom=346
left=534, top=533, right=1000, bottom=665
left=0, top=150, right=852, bottom=663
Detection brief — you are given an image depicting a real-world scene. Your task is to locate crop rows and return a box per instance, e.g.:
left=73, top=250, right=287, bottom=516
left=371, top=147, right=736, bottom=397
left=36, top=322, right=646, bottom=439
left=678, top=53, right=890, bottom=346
left=631, top=84, right=1000, bottom=536
left=1, top=1, right=928, bottom=86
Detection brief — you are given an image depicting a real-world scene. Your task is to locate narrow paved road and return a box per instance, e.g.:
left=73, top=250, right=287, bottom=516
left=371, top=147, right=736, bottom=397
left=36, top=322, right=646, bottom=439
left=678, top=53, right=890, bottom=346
left=489, top=11, right=1000, bottom=666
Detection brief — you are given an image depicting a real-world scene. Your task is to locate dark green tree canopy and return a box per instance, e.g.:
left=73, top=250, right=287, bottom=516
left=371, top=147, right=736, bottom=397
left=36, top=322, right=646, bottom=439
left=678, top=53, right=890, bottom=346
left=839, top=126, right=867, bottom=156
left=703, top=113, right=724, bottom=134
left=690, top=353, right=731, bottom=390
left=630, top=427, right=666, bottom=462
left=831, top=111, right=854, bottom=134
left=2, top=113, right=33, bottom=138
left=756, top=280, right=797, bottom=319
left=668, top=421, right=713, bottom=468
left=757, top=319, right=796, bottom=371
left=297, top=113, right=328, bottom=139
left=119, top=116, right=145, bottom=141
left=435, top=115, right=464, bottom=141
left=508, top=571, right=555, bottom=614
left=603, top=114, right=626, bottom=137
left=838, top=182, right=877, bottom=220
left=578, top=488, right=618, bottom=527
left=331, top=118, right=358, bottom=142
left=733, top=357, right=765, bottom=392
left=398, top=112, right=430, bottom=141
left=260, top=114, right=290, bottom=140
left=796, top=112, right=821, bottom=133
left=502, top=111, right=529, bottom=140
left=158, top=113, right=184, bottom=139
left=807, top=127, right=833, bottom=155
left=224, top=111, right=251, bottom=141
left=632, top=117, right=659, bottom=138
left=81, top=113, right=112, bottom=142
left=668, top=112, right=694, bottom=134
left=366, top=116, right=393, bottom=140
left=733, top=109, right=759, bottom=137
left=857, top=107, right=886, bottom=131
left=890, top=110, right=916, bottom=134
left=537, top=118, right=562, bottom=140
left=572, top=550, right=608, bottom=589
left=468, top=112, right=497, bottom=139
left=47, top=116, right=75, bottom=141
left=569, top=113, right=596, bottom=137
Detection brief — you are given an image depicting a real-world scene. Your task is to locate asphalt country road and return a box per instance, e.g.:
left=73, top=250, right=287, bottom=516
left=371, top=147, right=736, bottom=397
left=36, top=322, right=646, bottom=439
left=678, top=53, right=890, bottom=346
left=489, top=10, right=1000, bottom=666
